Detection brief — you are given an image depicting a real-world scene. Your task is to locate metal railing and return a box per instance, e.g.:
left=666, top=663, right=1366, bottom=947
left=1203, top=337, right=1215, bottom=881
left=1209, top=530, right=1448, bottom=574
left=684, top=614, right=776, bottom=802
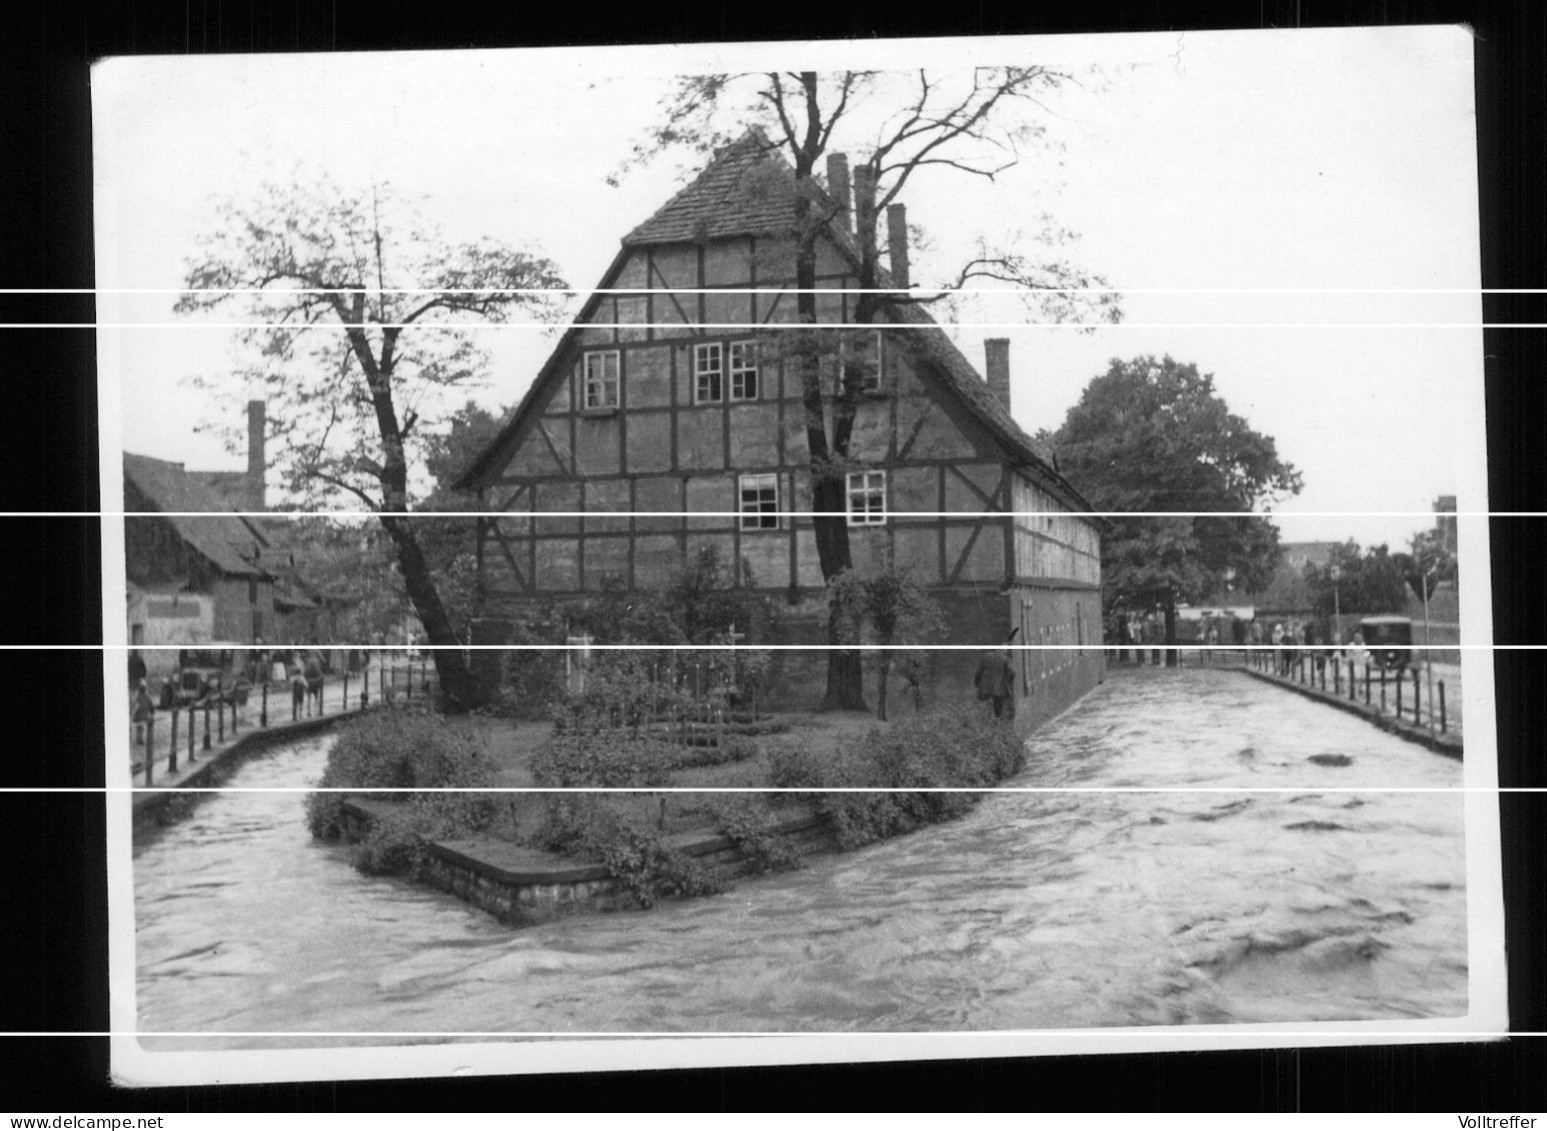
left=130, top=657, right=440, bottom=786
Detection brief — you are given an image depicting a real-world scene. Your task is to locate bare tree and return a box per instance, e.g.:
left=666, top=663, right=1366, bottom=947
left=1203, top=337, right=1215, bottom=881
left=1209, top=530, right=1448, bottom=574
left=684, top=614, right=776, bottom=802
left=177, top=175, right=565, bottom=711
left=627, top=69, right=1121, bottom=709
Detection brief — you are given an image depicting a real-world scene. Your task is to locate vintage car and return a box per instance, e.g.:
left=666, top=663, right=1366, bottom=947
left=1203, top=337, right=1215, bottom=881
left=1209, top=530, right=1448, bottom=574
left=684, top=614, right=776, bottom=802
left=169, top=645, right=246, bottom=705
left=1358, top=616, right=1413, bottom=670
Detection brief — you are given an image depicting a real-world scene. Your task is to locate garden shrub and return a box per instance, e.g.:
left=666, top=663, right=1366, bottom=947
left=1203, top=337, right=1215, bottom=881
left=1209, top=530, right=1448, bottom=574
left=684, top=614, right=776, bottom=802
left=768, top=706, right=1026, bottom=850
left=305, top=709, right=496, bottom=874
left=532, top=795, right=719, bottom=907
left=709, top=797, right=801, bottom=875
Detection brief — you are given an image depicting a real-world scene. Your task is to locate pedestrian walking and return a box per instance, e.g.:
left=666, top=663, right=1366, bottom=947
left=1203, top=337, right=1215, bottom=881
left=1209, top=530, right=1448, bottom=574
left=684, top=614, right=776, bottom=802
left=132, top=679, right=154, bottom=747
left=974, top=648, right=1015, bottom=719
left=290, top=669, right=307, bottom=721
left=304, top=654, right=325, bottom=715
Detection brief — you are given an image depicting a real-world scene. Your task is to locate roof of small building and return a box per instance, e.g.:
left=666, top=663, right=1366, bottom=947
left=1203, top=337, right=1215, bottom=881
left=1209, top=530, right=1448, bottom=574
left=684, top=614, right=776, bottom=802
left=459, top=132, right=1088, bottom=509
left=123, top=452, right=271, bottom=578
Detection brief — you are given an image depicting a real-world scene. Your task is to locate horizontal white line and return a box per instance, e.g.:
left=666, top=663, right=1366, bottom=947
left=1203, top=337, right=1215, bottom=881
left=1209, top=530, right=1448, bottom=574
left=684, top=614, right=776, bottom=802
left=77, top=786, right=1500, bottom=794
left=32, top=510, right=1512, bottom=519
left=3, top=284, right=1522, bottom=293
left=14, top=321, right=1525, bottom=329
left=24, top=1033, right=1516, bottom=1039
left=18, top=643, right=1503, bottom=650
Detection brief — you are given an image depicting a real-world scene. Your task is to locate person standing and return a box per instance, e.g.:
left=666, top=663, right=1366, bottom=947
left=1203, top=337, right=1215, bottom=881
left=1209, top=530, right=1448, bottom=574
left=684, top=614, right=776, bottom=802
left=132, top=679, right=154, bottom=747
left=974, top=648, right=1015, bottom=719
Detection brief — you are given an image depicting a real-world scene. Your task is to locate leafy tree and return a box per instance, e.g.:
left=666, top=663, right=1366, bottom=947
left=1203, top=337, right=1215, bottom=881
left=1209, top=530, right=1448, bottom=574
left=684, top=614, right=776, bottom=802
left=628, top=70, right=1120, bottom=710
left=826, top=546, right=945, bottom=721
left=1306, top=541, right=1414, bottom=621
left=176, top=177, right=565, bottom=711
left=1047, top=356, right=1302, bottom=660
left=1405, top=527, right=1459, bottom=590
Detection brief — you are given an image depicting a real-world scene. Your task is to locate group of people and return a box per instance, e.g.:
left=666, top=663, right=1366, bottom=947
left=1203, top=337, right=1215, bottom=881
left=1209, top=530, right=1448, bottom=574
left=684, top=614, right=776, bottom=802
left=125, top=645, right=334, bottom=748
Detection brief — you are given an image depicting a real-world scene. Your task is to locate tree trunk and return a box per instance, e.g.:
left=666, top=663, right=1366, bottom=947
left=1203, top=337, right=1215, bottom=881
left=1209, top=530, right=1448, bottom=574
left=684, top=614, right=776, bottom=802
left=379, top=514, right=476, bottom=712
left=791, top=104, right=866, bottom=713
left=876, top=649, right=890, bottom=722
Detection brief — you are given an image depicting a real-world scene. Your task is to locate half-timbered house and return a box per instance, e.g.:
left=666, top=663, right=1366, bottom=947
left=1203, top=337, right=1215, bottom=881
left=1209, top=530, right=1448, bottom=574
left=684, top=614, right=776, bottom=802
left=457, top=133, right=1106, bottom=731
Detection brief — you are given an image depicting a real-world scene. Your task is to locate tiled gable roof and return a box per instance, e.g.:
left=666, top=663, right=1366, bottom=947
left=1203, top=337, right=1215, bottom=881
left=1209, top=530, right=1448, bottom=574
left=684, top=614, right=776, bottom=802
left=459, top=131, right=1093, bottom=513
left=123, top=452, right=271, bottom=578
left=624, top=131, right=798, bottom=246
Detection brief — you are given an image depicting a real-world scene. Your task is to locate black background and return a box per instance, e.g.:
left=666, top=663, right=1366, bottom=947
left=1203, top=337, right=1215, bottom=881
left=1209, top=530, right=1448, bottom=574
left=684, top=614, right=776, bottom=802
left=1, top=0, right=1542, bottom=1113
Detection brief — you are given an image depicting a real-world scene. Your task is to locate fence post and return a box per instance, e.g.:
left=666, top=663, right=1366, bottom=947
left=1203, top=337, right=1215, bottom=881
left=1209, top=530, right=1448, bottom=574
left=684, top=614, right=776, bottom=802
left=216, top=678, right=225, bottom=742
left=168, top=707, right=179, bottom=774
left=1334, top=660, right=1341, bottom=696
left=1413, top=669, right=1422, bottom=726
left=1364, top=665, right=1371, bottom=705
left=343, top=669, right=349, bottom=711
left=231, top=692, right=239, bottom=734
left=1378, top=667, right=1387, bottom=714
left=319, top=676, right=326, bottom=717
left=261, top=681, right=268, bottom=727
left=1439, top=681, right=1447, bottom=733
left=1395, top=671, right=1404, bottom=720
left=145, top=714, right=156, bottom=782
left=405, top=661, right=412, bottom=701
left=143, top=720, right=153, bottom=786
left=203, top=698, right=212, bottom=752
left=189, top=700, right=196, bottom=762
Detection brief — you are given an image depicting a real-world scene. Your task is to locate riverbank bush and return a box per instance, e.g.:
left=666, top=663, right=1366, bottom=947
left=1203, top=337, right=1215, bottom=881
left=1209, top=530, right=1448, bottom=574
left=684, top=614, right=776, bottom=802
left=770, top=706, right=1026, bottom=849
left=532, top=796, right=720, bottom=907
left=305, top=710, right=498, bottom=872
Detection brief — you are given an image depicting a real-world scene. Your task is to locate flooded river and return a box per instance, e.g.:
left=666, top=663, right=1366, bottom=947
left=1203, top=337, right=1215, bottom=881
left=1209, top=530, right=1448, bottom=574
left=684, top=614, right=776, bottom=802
left=133, top=668, right=1469, bottom=1043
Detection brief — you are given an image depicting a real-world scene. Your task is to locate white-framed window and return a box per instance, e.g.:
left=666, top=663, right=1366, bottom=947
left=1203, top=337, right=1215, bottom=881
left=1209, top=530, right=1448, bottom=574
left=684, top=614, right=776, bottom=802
left=739, top=473, right=780, bottom=530
left=729, top=340, right=759, bottom=401
left=694, top=342, right=723, bottom=404
left=846, top=470, right=887, bottom=526
left=829, top=329, right=885, bottom=394
left=583, top=350, right=620, bottom=409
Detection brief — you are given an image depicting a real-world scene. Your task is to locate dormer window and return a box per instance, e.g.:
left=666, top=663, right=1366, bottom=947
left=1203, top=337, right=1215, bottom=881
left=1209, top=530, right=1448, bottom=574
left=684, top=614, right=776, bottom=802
left=584, top=351, right=620, bottom=410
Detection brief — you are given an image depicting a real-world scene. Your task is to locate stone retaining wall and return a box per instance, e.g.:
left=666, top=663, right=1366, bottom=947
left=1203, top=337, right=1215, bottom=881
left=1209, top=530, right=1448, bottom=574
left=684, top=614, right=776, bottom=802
left=337, top=798, right=837, bottom=927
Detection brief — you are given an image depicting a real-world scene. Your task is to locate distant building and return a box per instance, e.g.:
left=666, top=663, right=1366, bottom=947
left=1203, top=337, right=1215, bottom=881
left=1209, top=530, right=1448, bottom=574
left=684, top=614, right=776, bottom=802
left=456, top=132, right=1107, bottom=730
left=1432, top=495, right=1458, bottom=556
left=123, top=400, right=351, bottom=668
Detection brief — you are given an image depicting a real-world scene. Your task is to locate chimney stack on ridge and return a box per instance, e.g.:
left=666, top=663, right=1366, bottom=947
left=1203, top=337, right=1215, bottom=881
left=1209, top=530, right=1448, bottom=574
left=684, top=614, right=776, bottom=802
left=984, top=338, right=1011, bottom=412
left=886, top=204, right=910, bottom=289
left=826, top=154, right=852, bottom=233
left=246, top=399, right=266, bottom=511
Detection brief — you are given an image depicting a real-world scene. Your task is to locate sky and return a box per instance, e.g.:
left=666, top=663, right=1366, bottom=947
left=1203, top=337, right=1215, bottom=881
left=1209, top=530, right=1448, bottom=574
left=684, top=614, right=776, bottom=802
left=91, top=27, right=1486, bottom=551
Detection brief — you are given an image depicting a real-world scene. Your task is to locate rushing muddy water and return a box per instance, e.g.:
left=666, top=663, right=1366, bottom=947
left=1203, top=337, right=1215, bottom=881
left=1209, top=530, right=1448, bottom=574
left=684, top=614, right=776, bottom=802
left=132, top=667, right=1468, bottom=1043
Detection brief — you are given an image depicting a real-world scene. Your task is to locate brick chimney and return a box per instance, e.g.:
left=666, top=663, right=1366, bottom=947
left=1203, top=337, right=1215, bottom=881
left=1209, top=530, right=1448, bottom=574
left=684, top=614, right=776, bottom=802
left=984, top=338, right=1011, bottom=412
left=246, top=399, right=266, bottom=511
left=826, top=153, right=851, bottom=233
left=886, top=204, right=910, bottom=289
